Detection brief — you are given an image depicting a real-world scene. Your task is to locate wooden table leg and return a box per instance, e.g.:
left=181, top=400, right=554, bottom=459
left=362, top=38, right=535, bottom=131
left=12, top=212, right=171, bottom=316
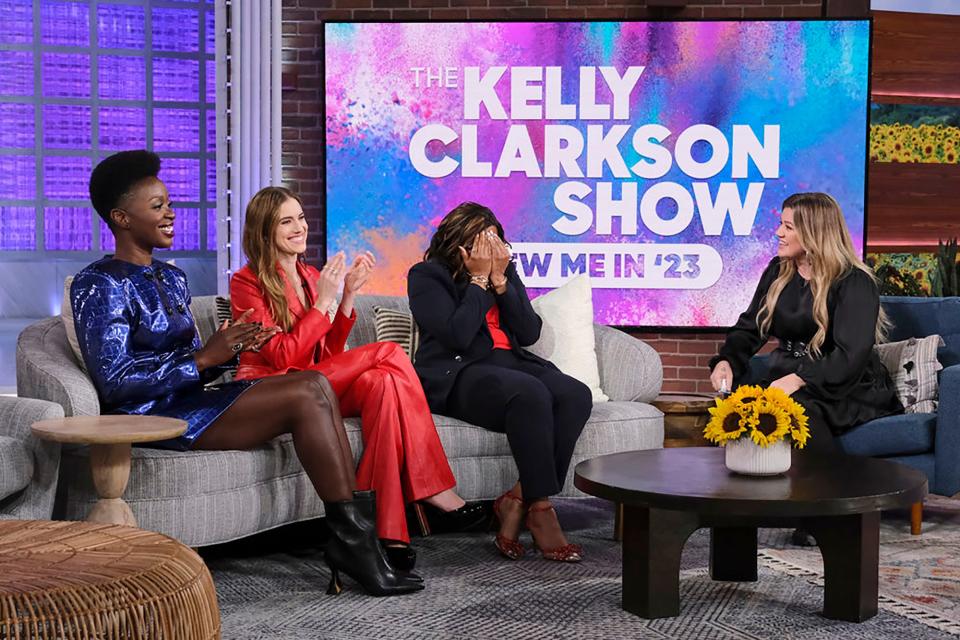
left=621, top=505, right=700, bottom=619
left=807, top=511, right=880, bottom=622
left=710, top=526, right=758, bottom=582
left=87, top=443, right=137, bottom=527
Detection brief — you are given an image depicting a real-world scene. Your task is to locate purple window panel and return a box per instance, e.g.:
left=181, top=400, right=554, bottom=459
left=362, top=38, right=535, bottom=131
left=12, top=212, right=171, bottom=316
left=0, top=51, right=34, bottom=96
left=161, top=157, right=200, bottom=201
left=153, top=57, right=199, bottom=102
left=0, top=206, right=35, bottom=250
left=99, top=107, right=146, bottom=149
left=97, top=3, right=145, bottom=50
left=0, top=103, right=35, bottom=147
left=44, top=207, right=92, bottom=251
left=154, top=108, right=200, bottom=152
left=0, top=156, right=35, bottom=199
left=171, top=208, right=199, bottom=250
left=205, top=9, right=214, bottom=53
left=205, top=109, right=216, bottom=152
left=206, top=158, right=216, bottom=202
left=100, top=219, right=115, bottom=251
left=206, top=208, right=216, bottom=251
left=0, top=0, right=32, bottom=44
left=43, top=105, right=92, bottom=149
left=152, top=8, right=199, bottom=53
left=98, top=55, right=146, bottom=100
left=41, top=0, right=89, bottom=47
left=42, top=53, right=91, bottom=98
left=44, top=156, right=92, bottom=200
left=205, top=58, right=215, bottom=104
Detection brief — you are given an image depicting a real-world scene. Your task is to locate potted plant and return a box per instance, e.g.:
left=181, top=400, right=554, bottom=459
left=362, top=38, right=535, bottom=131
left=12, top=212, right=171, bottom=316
left=703, top=386, right=810, bottom=475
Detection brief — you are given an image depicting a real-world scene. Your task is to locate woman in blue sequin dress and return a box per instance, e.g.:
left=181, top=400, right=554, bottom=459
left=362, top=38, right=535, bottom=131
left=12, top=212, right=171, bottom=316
left=70, top=150, right=422, bottom=597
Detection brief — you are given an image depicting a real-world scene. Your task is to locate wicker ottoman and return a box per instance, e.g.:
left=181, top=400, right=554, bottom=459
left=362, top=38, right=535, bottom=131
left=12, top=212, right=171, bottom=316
left=0, top=520, right=220, bottom=639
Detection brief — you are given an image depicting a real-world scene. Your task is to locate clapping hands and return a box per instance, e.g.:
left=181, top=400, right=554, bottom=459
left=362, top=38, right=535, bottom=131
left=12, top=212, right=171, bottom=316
left=195, top=308, right=280, bottom=372
left=344, top=251, right=376, bottom=294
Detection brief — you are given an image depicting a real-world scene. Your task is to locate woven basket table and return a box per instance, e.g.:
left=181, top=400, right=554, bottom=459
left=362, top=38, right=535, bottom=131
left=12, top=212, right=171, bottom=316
left=0, top=520, right=220, bottom=639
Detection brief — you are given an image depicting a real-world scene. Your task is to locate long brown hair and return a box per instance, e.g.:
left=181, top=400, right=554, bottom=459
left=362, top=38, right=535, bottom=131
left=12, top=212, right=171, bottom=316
left=757, top=192, right=888, bottom=355
left=424, top=202, right=507, bottom=280
left=242, top=186, right=303, bottom=332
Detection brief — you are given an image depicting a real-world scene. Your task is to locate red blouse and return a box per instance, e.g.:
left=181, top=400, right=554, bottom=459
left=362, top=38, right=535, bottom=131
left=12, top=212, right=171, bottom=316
left=485, top=303, right=512, bottom=350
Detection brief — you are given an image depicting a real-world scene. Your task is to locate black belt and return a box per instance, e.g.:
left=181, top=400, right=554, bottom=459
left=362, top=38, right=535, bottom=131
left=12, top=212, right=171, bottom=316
left=778, top=339, right=810, bottom=358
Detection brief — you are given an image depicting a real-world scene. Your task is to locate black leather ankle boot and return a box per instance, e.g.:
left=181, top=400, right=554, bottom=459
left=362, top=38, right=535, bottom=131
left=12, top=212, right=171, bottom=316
left=324, top=491, right=424, bottom=597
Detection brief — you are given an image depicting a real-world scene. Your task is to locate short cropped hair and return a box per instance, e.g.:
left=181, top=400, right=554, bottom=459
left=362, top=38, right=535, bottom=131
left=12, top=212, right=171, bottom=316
left=89, top=150, right=161, bottom=224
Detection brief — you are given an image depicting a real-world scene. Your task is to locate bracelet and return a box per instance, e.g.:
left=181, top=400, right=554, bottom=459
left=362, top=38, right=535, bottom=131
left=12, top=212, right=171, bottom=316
left=490, top=276, right=507, bottom=290
left=469, top=274, right=489, bottom=288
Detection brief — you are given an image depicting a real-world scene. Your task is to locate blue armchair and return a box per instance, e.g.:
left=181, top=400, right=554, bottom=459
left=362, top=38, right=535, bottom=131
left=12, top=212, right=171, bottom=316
left=747, top=296, right=960, bottom=529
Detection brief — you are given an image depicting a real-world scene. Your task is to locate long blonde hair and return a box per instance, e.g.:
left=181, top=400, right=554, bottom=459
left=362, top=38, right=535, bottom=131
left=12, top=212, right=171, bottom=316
left=242, top=186, right=303, bottom=332
left=756, top=193, right=887, bottom=356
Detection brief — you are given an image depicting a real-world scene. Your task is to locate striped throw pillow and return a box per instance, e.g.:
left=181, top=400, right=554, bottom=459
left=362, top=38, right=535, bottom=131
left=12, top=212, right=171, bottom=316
left=373, top=306, right=419, bottom=362
left=875, top=334, right=944, bottom=413
left=213, top=296, right=238, bottom=382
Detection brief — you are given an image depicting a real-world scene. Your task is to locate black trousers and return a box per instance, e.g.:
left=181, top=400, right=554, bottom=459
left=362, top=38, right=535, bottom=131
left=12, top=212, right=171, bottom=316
left=792, top=389, right=838, bottom=454
left=447, top=349, right=593, bottom=501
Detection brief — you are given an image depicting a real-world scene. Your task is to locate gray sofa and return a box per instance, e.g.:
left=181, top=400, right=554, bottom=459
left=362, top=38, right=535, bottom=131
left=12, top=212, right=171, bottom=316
left=0, top=396, right=63, bottom=520
left=16, top=293, right=664, bottom=547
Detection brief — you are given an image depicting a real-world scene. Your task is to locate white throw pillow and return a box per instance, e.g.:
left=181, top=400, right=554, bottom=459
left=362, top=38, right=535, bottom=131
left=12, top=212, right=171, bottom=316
left=526, top=274, right=608, bottom=402
left=61, top=275, right=87, bottom=372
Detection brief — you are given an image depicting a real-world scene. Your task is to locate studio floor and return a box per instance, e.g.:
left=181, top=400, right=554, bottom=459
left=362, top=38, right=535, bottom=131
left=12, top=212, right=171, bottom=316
left=200, top=497, right=960, bottom=640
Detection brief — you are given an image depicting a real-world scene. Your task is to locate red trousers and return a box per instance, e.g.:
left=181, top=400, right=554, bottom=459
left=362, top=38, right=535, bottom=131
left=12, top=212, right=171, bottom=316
left=309, top=341, right=456, bottom=542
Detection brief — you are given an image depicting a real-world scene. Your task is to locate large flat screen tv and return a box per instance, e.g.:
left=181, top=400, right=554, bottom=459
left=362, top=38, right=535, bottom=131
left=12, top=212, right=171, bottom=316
left=323, top=20, right=871, bottom=328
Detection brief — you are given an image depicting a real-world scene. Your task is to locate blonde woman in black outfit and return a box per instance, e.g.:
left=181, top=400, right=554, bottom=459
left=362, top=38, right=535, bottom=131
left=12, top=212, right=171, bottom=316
left=709, top=193, right=902, bottom=544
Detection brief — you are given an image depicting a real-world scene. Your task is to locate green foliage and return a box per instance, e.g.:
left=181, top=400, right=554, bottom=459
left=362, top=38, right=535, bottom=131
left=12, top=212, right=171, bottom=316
left=870, top=103, right=960, bottom=127
left=875, top=263, right=928, bottom=297
left=930, top=238, right=960, bottom=297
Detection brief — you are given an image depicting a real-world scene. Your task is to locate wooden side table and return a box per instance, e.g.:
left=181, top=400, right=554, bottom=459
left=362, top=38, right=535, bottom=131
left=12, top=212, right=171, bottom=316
left=31, top=415, right=186, bottom=526
left=651, top=394, right=717, bottom=448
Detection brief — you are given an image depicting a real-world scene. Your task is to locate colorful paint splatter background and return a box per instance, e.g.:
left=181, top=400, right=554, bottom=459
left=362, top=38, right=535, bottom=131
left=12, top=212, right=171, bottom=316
left=324, top=21, right=870, bottom=327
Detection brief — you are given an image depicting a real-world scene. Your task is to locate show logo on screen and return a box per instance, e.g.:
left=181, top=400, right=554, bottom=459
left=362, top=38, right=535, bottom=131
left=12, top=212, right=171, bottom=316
left=407, top=65, right=780, bottom=291
left=324, top=21, right=870, bottom=327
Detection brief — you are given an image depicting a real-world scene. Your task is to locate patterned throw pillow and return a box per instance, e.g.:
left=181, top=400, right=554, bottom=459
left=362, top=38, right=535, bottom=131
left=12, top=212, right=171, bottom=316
left=373, top=306, right=420, bottom=362
left=214, top=296, right=239, bottom=382
left=875, top=334, right=944, bottom=413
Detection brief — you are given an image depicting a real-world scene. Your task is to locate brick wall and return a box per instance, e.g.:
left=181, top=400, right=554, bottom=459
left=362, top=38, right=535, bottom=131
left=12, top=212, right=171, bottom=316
left=280, top=0, right=826, bottom=395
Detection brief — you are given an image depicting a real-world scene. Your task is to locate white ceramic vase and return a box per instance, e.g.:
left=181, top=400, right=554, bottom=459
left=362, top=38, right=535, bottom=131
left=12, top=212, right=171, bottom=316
left=724, top=438, right=792, bottom=475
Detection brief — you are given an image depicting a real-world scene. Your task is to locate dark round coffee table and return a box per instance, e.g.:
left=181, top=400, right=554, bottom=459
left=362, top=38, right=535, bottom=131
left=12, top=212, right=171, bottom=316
left=574, top=447, right=927, bottom=622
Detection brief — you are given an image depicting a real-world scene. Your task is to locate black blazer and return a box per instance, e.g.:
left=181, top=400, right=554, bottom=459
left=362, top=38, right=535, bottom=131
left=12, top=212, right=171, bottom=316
left=408, top=259, right=555, bottom=413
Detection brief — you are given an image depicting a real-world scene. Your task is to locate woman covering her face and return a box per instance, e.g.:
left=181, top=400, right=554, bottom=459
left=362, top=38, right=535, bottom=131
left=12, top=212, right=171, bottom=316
left=72, top=152, right=421, bottom=597
left=229, top=187, right=486, bottom=577
left=408, top=202, right=593, bottom=564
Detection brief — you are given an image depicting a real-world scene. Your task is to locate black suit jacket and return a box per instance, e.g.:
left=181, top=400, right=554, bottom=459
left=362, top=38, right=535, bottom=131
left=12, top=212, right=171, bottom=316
left=407, top=259, right=555, bottom=413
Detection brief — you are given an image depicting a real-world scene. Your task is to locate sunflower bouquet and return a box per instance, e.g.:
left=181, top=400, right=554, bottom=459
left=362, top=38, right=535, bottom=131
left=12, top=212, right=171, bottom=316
left=704, top=385, right=810, bottom=449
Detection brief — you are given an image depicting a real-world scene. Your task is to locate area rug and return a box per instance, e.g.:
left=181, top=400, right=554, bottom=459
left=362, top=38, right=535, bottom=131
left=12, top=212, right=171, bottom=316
left=203, top=498, right=959, bottom=639
left=760, top=494, right=960, bottom=636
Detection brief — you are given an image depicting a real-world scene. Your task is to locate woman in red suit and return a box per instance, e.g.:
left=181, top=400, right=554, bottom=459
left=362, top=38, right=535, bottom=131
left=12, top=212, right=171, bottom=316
left=230, top=187, right=484, bottom=572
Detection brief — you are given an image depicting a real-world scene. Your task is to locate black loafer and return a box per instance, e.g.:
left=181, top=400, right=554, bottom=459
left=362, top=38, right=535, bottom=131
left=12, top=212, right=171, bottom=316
left=421, top=501, right=490, bottom=534
left=790, top=528, right=817, bottom=547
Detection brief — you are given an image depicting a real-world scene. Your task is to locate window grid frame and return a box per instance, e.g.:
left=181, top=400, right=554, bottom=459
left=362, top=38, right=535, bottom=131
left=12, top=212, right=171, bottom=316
left=0, top=0, right=215, bottom=258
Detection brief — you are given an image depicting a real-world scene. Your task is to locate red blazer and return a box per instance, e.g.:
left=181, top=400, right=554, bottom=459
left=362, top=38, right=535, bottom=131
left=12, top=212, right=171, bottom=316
left=229, top=261, right=355, bottom=380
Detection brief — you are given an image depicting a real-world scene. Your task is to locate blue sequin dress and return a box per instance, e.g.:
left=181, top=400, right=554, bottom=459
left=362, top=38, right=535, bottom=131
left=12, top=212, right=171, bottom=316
left=71, top=257, right=258, bottom=450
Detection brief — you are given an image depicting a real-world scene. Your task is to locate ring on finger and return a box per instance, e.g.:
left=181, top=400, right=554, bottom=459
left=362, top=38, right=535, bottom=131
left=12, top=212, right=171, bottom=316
left=231, top=342, right=243, bottom=353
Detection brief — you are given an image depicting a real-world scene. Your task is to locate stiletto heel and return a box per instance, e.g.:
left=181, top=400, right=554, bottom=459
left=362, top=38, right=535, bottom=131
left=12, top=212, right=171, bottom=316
left=525, top=503, right=582, bottom=563
left=326, top=567, right=342, bottom=595
left=324, top=491, right=424, bottom=597
left=492, top=491, right=526, bottom=560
